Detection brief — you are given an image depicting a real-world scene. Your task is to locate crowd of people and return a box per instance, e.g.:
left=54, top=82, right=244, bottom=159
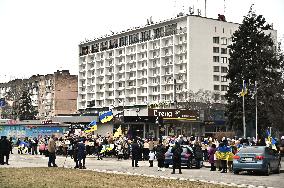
left=1, top=133, right=284, bottom=175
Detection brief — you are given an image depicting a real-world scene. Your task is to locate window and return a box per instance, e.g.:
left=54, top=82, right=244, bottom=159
left=153, top=51, right=156, bottom=57
left=165, top=49, right=169, bottom=55
left=179, top=56, right=183, bottom=61
left=100, top=69, right=103, bottom=74
left=118, top=74, right=122, bottom=79
left=119, top=66, right=122, bottom=71
left=221, top=67, right=228, bottom=73
left=109, top=52, right=112, bottom=57
left=221, top=48, right=227, bottom=54
left=213, top=75, right=220, bottom=81
left=118, top=83, right=122, bottom=87
left=223, top=28, right=224, bottom=33
left=165, top=40, right=169, bottom=46
left=119, top=50, right=123, bottom=55
left=213, top=37, right=219, bottom=44
left=214, top=85, right=220, bottom=91
left=213, top=47, right=219, bottom=53
left=213, top=66, right=220, bottom=72
left=81, top=95, right=85, bottom=99
left=119, top=58, right=122, bottom=63
left=221, top=37, right=227, bottom=45
left=221, top=85, right=228, bottom=91
left=109, top=60, right=113, bottom=66
left=221, top=76, right=227, bottom=82
left=221, top=57, right=227, bottom=63
left=153, top=27, right=163, bottom=39
left=214, top=27, right=217, bottom=32
left=109, top=68, right=112, bottom=73
left=81, top=88, right=85, bottom=92
left=130, top=55, right=134, bottom=60
left=180, top=65, right=183, bottom=70
left=213, top=56, right=219, bottom=62
left=221, top=95, right=225, bottom=100
left=165, top=58, right=169, bottom=64
left=101, top=54, right=104, bottom=58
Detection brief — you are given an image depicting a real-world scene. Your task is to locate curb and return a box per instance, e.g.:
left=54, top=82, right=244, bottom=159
left=78, top=168, right=274, bottom=188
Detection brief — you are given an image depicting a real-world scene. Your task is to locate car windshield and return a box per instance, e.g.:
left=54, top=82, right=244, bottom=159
left=239, top=147, right=265, bottom=153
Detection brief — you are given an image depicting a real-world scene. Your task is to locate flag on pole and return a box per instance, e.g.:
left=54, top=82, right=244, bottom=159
left=84, top=120, right=97, bottom=133
left=240, top=80, right=248, bottom=96
left=99, top=111, right=113, bottom=123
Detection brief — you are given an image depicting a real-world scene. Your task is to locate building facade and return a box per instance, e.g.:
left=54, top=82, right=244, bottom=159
left=77, top=14, right=277, bottom=137
left=0, top=70, right=78, bottom=119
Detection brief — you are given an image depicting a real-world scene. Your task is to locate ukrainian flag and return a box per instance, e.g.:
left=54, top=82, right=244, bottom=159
left=99, top=111, right=113, bottom=123
left=84, top=120, right=97, bottom=133
left=240, top=80, right=248, bottom=96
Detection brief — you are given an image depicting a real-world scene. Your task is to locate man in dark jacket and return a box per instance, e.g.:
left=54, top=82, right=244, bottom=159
left=0, top=136, right=10, bottom=165
left=155, top=140, right=167, bottom=171
left=77, top=139, right=86, bottom=169
left=0, top=136, right=4, bottom=165
left=131, top=139, right=139, bottom=167
left=171, top=142, right=182, bottom=174
left=193, top=142, right=203, bottom=169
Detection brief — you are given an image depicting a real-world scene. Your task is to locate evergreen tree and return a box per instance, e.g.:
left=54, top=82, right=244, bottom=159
left=226, top=7, right=284, bottom=137
left=18, top=91, right=37, bottom=120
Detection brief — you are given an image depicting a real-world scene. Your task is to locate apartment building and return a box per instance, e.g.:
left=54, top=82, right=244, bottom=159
left=0, top=70, right=78, bottom=119
left=77, top=14, right=277, bottom=137
left=78, top=15, right=240, bottom=110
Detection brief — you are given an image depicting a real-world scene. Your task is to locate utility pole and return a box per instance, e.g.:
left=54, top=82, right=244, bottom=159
left=255, top=81, right=258, bottom=142
left=242, top=80, right=246, bottom=138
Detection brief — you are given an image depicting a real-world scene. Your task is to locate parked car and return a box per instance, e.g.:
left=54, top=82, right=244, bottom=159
left=164, top=145, right=201, bottom=168
left=232, top=146, right=281, bottom=176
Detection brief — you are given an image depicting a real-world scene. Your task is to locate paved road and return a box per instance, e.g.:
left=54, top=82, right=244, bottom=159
left=1, top=152, right=284, bottom=188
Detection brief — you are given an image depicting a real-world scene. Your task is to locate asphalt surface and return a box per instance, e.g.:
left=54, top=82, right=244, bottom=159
left=1, top=152, right=284, bottom=188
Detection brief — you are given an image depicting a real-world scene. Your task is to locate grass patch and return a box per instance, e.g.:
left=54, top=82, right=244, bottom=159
left=0, top=167, right=233, bottom=188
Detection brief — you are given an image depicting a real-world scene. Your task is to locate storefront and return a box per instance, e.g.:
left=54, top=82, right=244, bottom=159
left=148, top=109, right=203, bottom=137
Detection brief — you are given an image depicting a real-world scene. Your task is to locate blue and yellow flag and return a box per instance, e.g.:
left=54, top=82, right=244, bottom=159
left=99, top=111, right=113, bottom=123
left=84, top=120, right=97, bottom=133
left=240, top=80, right=248, bottom=96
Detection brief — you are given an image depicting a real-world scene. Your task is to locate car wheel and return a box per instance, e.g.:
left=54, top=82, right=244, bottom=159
left=187, top=163, right=192, bottom=169
left=275, top=163, right=281, bottom=174
left=233, top=170, right=239, bottom=174
left=265, top=164, right=270, bottom=176
left=164, top=164, right=169, bottom=168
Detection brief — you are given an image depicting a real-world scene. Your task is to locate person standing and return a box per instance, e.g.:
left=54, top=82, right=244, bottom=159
left=171, top=142, right=182, bottom=174
left=131, top=139, right=139, bottom=167
left=208, top=144, right=217, bottom=171
left=77, top=139, right=86, bottom=169
left=0, top=136, right=10, bottom=165
left=155, top=140, right=167, bottom=171
left=9, top=137, right=13, bottom=154
left=0, top=136, right=4, bottom=165
left=47, top=134, right=57, bottom=167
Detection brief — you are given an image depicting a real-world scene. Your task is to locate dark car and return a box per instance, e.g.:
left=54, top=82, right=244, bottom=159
left=232, top=146, right=281, bottom=176
left=164, top=145, right=200, bottom=168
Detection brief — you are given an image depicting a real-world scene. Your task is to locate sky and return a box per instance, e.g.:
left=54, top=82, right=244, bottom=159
left=0, top=0, right=283, bottom=83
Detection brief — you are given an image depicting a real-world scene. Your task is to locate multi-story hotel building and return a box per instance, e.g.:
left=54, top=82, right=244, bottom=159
left=78, top=14, right=277, bottom=137
left=78, top=14, right=240, bottom=110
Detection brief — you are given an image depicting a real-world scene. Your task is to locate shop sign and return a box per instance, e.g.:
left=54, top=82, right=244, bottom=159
left=148, top=109, right=199, bottom=120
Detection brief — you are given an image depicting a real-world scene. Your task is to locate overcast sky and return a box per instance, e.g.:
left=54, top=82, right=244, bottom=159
left=0, top=0, right=283, bottom=83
